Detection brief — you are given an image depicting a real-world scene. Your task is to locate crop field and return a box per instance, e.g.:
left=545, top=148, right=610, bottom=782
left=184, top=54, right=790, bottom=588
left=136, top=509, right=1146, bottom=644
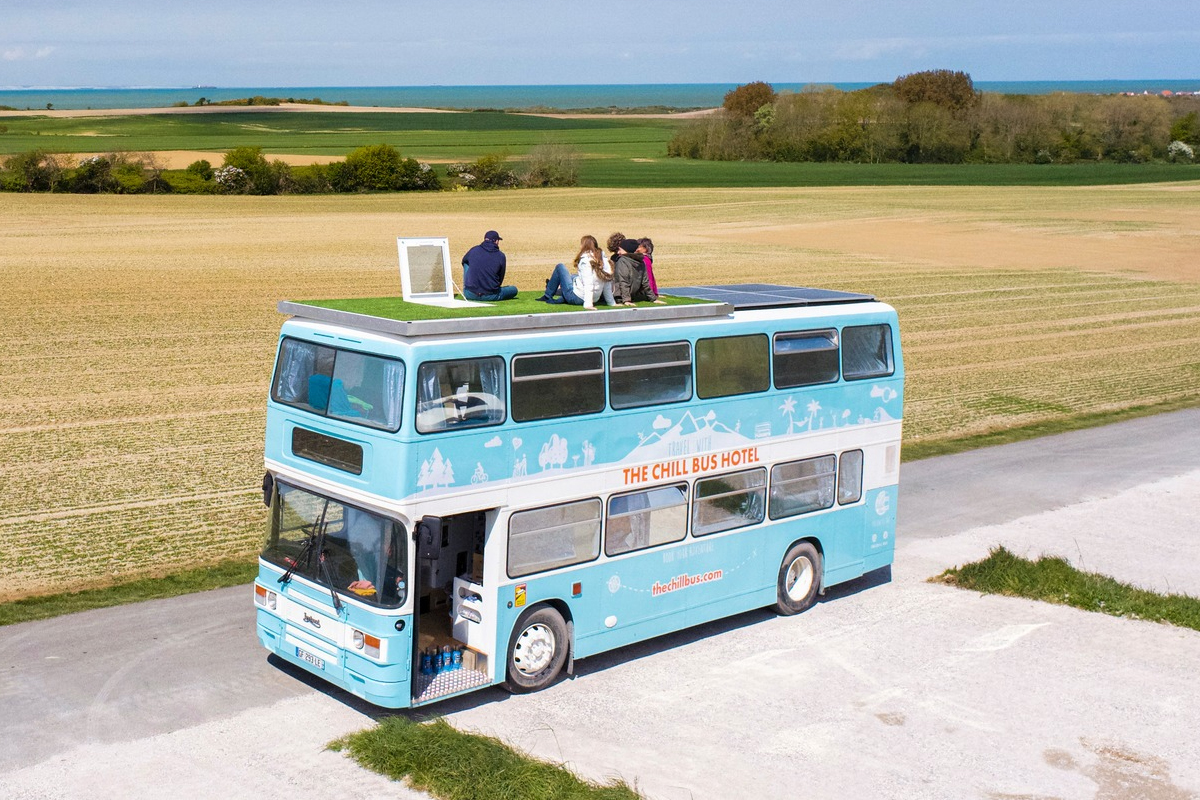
left=2, top=184, right=1199, bottom=599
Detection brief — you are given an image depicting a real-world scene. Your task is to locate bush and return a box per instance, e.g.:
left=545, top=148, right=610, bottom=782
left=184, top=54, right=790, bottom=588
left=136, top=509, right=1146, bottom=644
left=893, top=69, right=979, bottom=113
left=450, top=153, right=519, bottom=189
left=220, top=146, right=293, bottom=194
left=723, top=81, right=777, bottom=119
left=2, top=149, right=66, bottom=191
left=186, top=159, right=214, bottom=180
left=333, top=144, right=441, bottom=191
left=71, top=155, right=119, bottom=193
left=520, top=143, right=579, bottom=187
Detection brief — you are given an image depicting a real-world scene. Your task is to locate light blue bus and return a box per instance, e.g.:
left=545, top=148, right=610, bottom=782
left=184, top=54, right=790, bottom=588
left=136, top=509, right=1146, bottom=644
left=254, top=284, right=903, bottom=707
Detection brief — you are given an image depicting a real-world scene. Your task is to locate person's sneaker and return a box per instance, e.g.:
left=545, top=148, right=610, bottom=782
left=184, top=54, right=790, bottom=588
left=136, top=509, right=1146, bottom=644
left=534, top=295, right=550, bottom=302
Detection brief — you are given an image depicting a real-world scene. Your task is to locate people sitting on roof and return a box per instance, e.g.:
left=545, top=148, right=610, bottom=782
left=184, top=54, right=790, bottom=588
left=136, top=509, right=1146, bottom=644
left=462, top=230, right=517, bottom=301
left=613, top=238, right=665, bottom=307
left=534, top=235, right=616, bottom=310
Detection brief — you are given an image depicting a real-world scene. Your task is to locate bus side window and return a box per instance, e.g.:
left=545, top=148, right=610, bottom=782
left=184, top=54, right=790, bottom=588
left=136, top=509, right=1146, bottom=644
left=692, top=469, right=767, bottom=536
left=606, top=484, right=688, bottom=556
left=508, top=499, right=602, bottom=578
left=837, top=450, right=864, bottom=505
left=769, top=455, right=836, bottom=519
left=609, top=342, right=692, bottom=409
left=773, top=330, right=839, bottom=389
left=511, top=349, right=604, bottom=422
left=696, top=335, right=769, bottom=399
left=842, top=324, right=894, bottom=380
left=416, top=357, right=506, bottom=433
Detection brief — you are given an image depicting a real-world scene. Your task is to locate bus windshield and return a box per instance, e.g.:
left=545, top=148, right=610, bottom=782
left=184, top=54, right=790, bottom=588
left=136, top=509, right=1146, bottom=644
left=262, top=482, right=408, bottom=608
left=272, top=338, right=405, bottom=431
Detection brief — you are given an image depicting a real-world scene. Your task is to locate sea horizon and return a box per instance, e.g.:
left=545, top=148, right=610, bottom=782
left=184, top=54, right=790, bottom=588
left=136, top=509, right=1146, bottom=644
left=3, top=80, right=1199, bottom=111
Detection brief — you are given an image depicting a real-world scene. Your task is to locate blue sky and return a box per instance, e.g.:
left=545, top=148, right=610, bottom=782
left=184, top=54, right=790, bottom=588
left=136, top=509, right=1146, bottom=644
left=3, top=0, right=1198, bottom=87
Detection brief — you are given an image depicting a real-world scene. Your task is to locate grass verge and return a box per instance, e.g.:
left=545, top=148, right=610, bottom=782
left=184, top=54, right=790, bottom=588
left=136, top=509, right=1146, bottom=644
left=331, top=715, right=642, bottom=800
left=901, top=396, right=1200, bottom=462
left=933, top=546, right=1200, bottom=631
left=0, top=559, right=258, bottom=626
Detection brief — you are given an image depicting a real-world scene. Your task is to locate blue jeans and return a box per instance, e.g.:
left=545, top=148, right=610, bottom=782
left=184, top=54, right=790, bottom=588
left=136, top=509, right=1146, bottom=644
left=463, top=285, right=518, bottom=301
left=544, top=263, right=585, bottom=305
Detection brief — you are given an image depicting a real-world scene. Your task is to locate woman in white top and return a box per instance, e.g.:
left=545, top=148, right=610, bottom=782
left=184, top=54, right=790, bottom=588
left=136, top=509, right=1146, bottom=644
left=534, top=235, right=616, bottom=309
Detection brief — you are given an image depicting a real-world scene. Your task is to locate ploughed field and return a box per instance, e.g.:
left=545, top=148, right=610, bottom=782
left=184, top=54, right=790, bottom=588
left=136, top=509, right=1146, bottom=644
left=2, top=185, right=1199, bottom=598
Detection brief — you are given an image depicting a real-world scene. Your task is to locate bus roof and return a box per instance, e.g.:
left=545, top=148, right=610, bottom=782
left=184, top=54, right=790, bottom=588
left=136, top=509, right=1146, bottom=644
left=278, top=285, right=877, bottom=338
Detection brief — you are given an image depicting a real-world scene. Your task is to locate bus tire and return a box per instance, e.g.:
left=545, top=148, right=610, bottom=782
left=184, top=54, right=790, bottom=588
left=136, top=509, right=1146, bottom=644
left=504, top=606, right=569, bottom=693
left=774, top=541, right=821, bottom=616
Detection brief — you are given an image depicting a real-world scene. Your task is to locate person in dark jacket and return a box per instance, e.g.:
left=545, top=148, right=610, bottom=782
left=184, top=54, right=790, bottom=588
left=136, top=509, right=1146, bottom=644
left=462, top=230, right=517, bottom=301
left=613, top=238, right=664, bottom=306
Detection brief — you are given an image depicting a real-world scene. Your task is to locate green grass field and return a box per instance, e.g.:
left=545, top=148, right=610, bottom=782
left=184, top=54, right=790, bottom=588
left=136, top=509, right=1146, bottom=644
left=3, top=110, right=1198, bottom=187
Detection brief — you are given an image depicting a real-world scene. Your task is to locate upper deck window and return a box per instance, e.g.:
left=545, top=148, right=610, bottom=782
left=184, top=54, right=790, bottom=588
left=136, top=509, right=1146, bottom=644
left=416, top=357, right=506, bottom=433
left=773, top=330, right=839, bottom=388
left=696, top=335, right=769, bottom=399
left=609, top=342, right=692, bottom=409
left=842, top=324, right=895, bottom=381
left=272, top=338, right=404, bottom=431
left=512, top=349, right=604, bottom=422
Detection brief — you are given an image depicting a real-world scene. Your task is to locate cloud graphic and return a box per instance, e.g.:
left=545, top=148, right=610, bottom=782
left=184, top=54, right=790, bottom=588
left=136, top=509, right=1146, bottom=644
left=653, top=415, right=672, bottom=430
left=484, top=436, right=502, bottom=448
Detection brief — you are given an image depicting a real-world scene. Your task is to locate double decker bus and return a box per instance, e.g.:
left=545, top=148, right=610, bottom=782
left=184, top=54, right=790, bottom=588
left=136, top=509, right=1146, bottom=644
left=254, top=284, right=902, bottom=707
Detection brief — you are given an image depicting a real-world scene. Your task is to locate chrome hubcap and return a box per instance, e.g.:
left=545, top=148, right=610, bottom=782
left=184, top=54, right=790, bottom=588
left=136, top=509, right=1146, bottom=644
left=785, top=556, right=814, bottom=601
left=513, top=623, right=556, bottom=675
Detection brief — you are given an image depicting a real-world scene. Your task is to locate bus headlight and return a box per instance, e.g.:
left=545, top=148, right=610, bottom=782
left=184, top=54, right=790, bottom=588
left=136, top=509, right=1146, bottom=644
left=351, top=629, right=381, bottom=659
left=254, top=585, right=277, bottom=610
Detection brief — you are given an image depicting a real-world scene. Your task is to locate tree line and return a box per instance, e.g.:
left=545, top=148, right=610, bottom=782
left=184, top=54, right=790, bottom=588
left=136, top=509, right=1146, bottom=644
left=669, top=71, right=1200, bottom=164
left=0, top=143, right=580, bottom=194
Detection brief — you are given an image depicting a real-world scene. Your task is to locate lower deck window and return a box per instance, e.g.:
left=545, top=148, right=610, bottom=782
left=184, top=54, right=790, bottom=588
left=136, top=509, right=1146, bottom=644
left=769, top=455, right=836, bottom=519
left=692, top=469, right=767, bottom=536
left=606, top=484, right=688, bottom=555
left=507, top=499, right=601, bottom=577
left=837, top=449, right=864, bottom=505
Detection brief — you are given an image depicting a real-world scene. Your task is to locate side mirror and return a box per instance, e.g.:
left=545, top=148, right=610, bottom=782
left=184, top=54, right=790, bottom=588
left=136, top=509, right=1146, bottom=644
left=416, top=516, right=443, bottom=561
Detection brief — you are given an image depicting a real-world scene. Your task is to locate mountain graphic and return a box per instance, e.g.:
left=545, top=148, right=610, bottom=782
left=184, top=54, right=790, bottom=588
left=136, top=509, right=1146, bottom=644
left=627, top=410, right=751, bottom=460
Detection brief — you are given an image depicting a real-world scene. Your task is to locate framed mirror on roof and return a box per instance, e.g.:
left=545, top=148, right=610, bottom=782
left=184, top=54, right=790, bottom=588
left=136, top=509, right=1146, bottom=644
left=397, top=237, right=485, bottom=307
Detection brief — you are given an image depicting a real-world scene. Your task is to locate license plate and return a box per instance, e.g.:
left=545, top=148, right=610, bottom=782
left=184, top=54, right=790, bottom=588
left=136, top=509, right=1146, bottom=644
left=296, top=647, right=325, bottom=670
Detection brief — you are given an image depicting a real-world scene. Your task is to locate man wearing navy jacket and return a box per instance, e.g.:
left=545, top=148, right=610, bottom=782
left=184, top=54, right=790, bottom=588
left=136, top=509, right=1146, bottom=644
left=462, top=230, right=518, bottom=301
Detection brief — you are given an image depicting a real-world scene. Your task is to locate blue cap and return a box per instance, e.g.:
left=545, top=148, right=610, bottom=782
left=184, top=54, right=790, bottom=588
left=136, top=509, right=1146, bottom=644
left=484, top=230, right=502, bottom=241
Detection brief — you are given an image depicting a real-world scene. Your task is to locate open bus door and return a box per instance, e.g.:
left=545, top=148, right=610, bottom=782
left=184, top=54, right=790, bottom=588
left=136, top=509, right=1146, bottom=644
left=410, top=510, right=494, bottom=704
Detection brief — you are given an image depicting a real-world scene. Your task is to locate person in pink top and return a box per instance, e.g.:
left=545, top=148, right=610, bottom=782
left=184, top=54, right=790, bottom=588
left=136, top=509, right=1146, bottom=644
left=637, top=237, right=658, bottom=295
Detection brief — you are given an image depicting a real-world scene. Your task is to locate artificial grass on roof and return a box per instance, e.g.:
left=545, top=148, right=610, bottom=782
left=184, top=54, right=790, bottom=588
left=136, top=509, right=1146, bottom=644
left=296, top=293, right=710, bottom=321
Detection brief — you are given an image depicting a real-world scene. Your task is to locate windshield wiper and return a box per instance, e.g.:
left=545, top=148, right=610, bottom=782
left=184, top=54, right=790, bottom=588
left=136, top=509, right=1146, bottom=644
left=278, top=502, right=327, bottom=587
left=276, top=501, right=343, bottom=613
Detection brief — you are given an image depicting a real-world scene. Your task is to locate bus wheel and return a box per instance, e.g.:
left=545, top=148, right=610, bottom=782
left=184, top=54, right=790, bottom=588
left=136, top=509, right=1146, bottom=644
left=505, top=606, right=568, bottom=693
left=774, top=542, right=821, bottom=616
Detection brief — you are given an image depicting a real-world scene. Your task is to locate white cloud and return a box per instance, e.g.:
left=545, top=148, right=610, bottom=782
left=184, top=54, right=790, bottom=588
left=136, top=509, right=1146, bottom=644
left=653, top=415, right=673, bottom=430
left=484, top=436, right=502, bottom=448
left=3, top=45, right=55, bottom=61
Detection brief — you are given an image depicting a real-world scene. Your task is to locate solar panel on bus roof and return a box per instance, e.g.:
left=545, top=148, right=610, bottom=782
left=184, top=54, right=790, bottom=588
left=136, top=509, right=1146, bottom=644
left=665, top=284, right=875, bottom=309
